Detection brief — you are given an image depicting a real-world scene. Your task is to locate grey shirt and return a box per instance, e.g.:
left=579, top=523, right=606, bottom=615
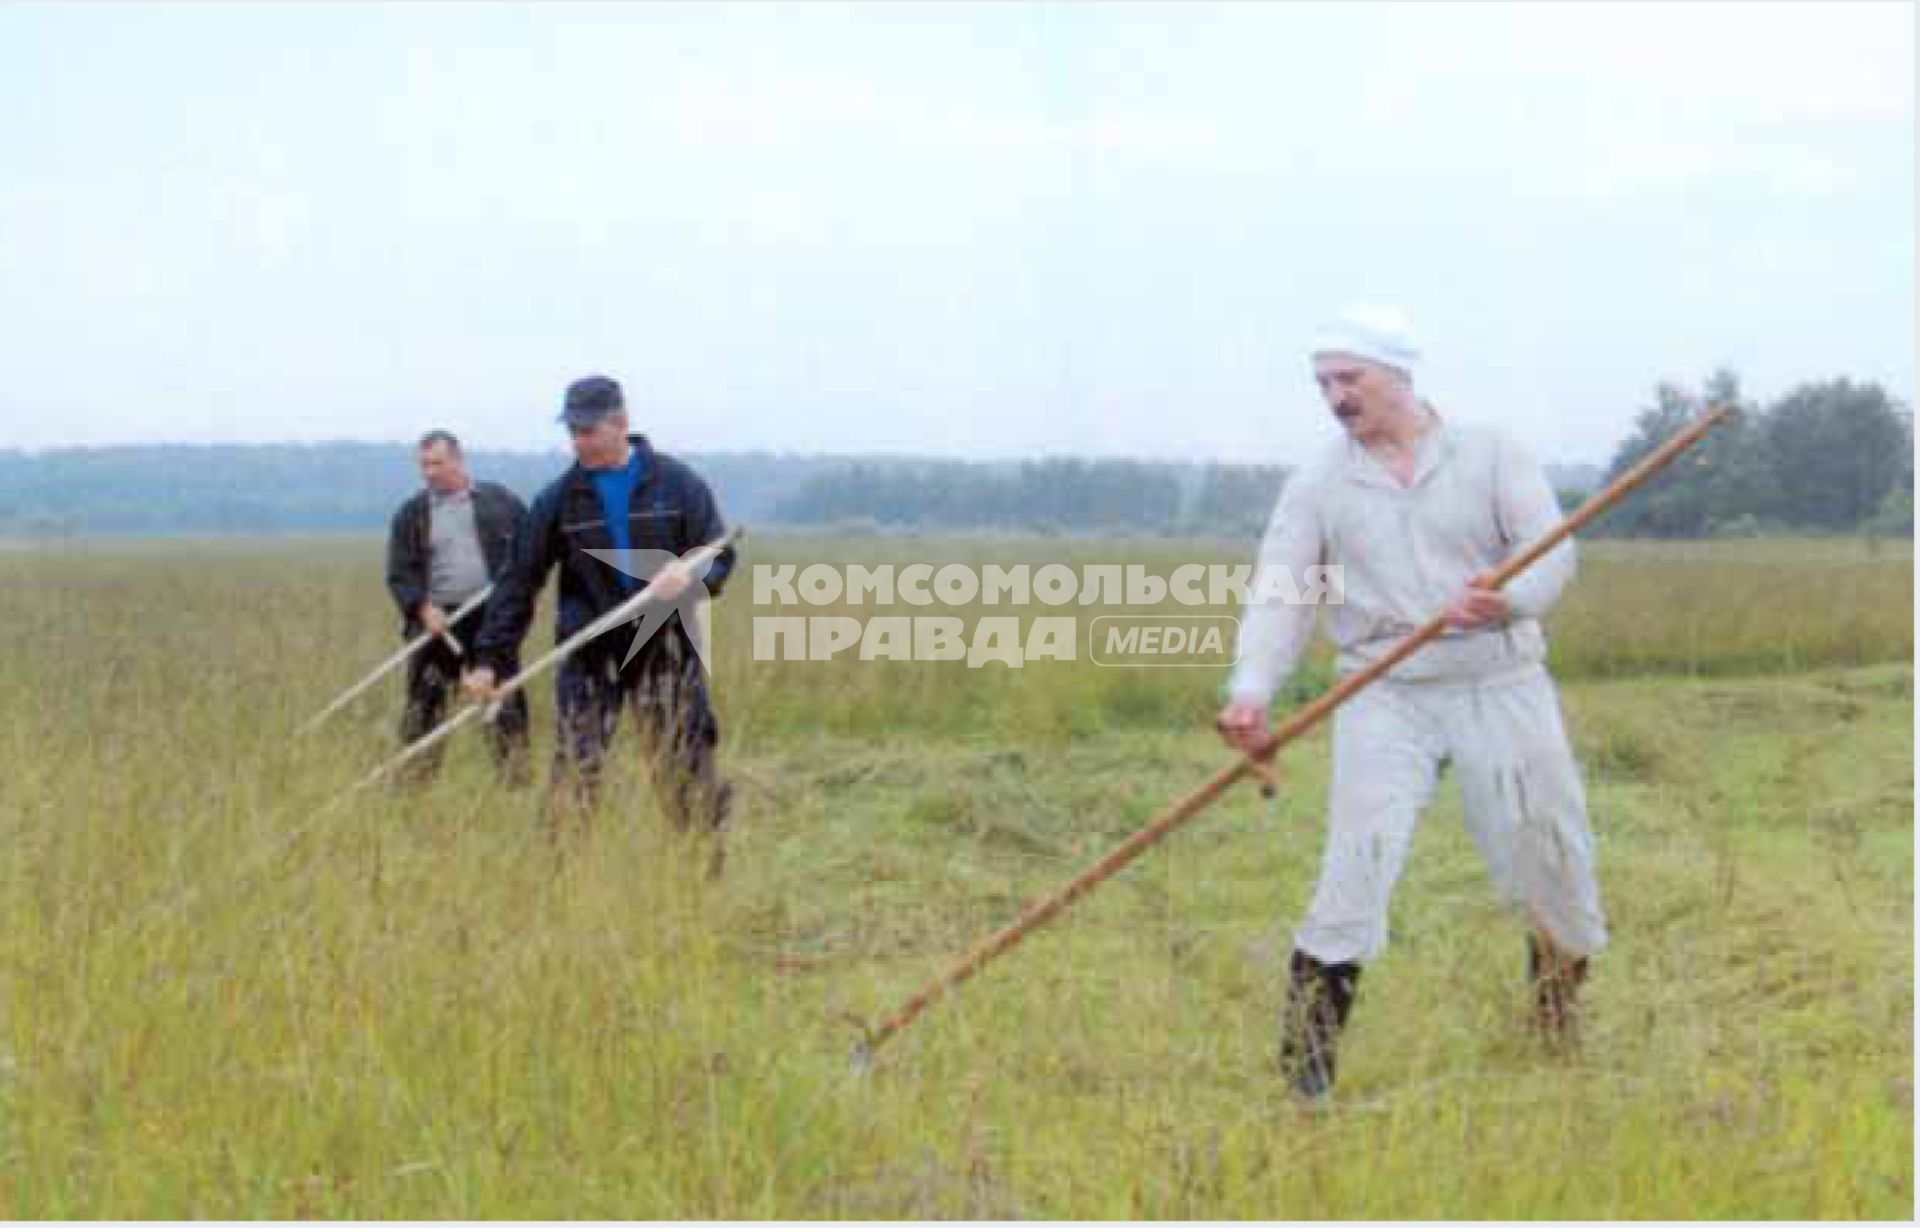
left=427, top=487, right=491, bottom=608
left=1228, top=417, right=1577, bottom=701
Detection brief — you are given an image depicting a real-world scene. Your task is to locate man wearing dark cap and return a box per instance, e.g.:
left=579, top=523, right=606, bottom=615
left=385, top=429, right=531, bottom=784
left=466, top=376, right=739, bottom=862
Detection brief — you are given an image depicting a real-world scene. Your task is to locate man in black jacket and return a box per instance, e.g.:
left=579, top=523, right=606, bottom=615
left=465, top=377, right=738, bottom=855
left=386, top=429, right=530, bottom=783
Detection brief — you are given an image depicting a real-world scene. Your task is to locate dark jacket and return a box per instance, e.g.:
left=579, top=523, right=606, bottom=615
left=473, top=435, right=736, bottom=674
left=386, top=480, right=528, bottom=633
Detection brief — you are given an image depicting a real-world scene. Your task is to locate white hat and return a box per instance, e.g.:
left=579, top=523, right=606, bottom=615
left=1311, top=304, right=1420, bottom=379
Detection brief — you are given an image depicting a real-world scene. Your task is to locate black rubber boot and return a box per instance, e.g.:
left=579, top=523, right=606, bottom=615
left=1278, top=949, right=1361, bottom=1102
left=1527, top=933, right=1589, bottom=1051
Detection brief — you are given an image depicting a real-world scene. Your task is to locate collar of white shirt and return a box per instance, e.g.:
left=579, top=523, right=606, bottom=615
left=1342, top=411, right=1455, bottom=491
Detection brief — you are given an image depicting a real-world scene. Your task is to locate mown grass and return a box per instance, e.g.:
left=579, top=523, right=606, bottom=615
left=0, top=536, right=1910, bottom=1218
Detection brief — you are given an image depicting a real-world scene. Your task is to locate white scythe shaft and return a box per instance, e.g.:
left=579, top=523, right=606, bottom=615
left=345, top=528, right=741, bottom=795
left=299, top=583, right=495, bottom=735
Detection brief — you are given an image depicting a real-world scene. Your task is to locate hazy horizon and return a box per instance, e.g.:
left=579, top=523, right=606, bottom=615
left=3, top=3, right=1911, bottom=470
left=0, top=434, right=1617, bottom=474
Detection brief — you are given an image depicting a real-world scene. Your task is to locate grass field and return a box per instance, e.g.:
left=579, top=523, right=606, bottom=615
left=0, top=536, right=1911, bottom=1218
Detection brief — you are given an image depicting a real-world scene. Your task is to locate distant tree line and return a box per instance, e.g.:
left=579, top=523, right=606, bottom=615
left=768, top=458, right=1287, bottom=537
left=774, top=373, right=1912, bottom=539
left=1593, top=372, right=1912, bottom=538
left=0, top=443, right=1291, bottom=539
left=0, top=446, right=819, bottom=538
left=0, top=373, right=1906, bottom=538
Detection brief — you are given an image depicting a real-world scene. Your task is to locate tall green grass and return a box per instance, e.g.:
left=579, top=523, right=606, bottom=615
left=0, top=537, right=1909, bottom=1217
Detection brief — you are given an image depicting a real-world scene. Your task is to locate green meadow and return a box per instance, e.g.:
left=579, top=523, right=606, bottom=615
left=0, top=536, right=1910, bottom=1218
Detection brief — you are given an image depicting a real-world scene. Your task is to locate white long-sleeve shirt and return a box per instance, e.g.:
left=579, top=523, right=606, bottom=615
left=1228, top=418, right=1577, bottom=703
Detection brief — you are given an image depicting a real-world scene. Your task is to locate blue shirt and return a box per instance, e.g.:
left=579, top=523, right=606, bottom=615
left=587, top=448, right=648, bottom=591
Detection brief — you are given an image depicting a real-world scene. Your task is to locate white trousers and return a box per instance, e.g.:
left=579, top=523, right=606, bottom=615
left=1294, top=664, right=1609, bottom=966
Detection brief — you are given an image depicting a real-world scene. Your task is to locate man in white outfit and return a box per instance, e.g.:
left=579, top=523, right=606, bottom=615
left=1218, top=306, right=1607, bottom=1100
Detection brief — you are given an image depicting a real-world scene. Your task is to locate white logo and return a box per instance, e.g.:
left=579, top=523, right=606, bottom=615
left=584, top=546, right=723, bottom=674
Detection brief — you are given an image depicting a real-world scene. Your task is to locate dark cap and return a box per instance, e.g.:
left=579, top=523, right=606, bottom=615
left=559, top=375, right=625, bottom=428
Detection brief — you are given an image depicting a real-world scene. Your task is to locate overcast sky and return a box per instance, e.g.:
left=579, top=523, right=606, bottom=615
left=1, top=2, right=1911, bottom=466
